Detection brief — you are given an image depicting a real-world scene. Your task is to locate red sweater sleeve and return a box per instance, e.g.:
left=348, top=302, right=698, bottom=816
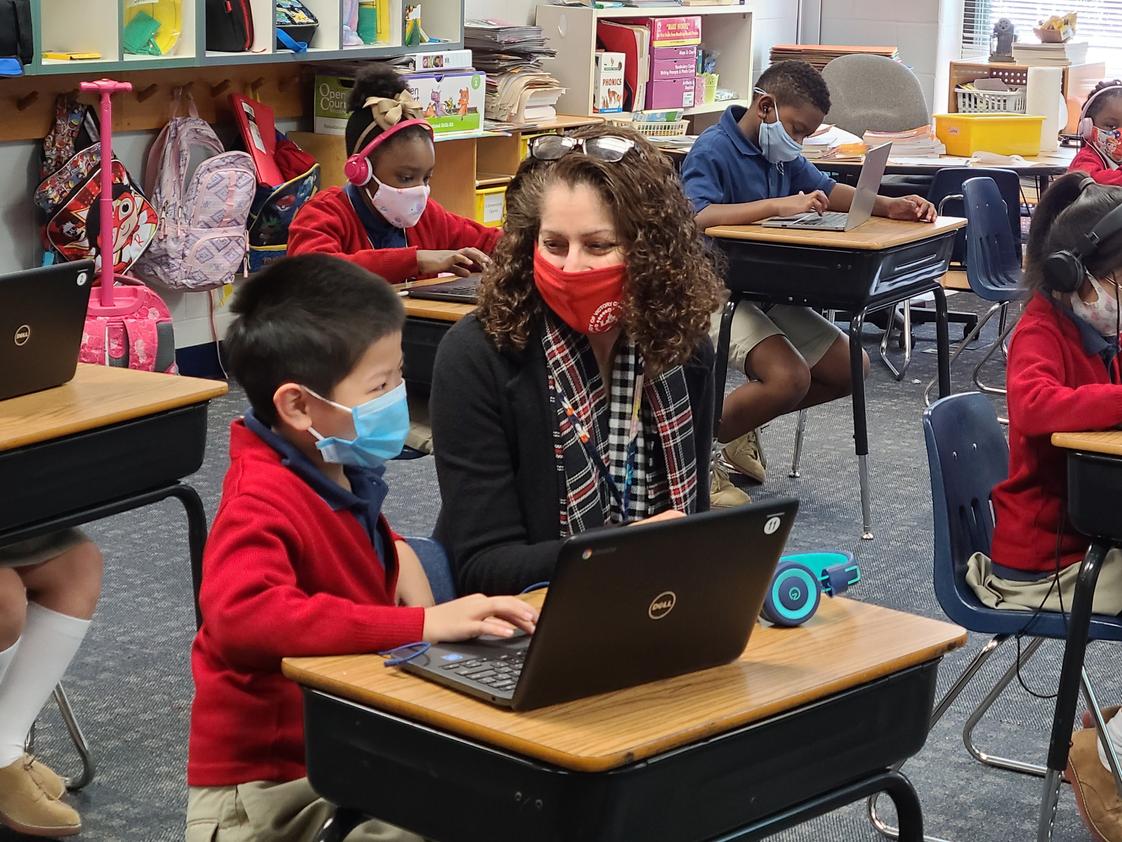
left=288, top=194, right=420, bottom=283
left=1007, top=321, right=1122, bottom=437
left=1069, top=146, right=1122, bottom=185
left=200, top=493, right=425, bottom=671
left=422, top=201, right=503, bottom=253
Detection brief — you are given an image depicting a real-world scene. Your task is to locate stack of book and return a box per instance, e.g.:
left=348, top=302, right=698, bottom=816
left=863, top=125, right=945, bottom=158
left=1012, top=40, right=1088, bottom=66
left=465, top=19, right=565, bottom=124
left=801, top=124, right=864, bottom=160
left=769, top=44, right=899, bottom=72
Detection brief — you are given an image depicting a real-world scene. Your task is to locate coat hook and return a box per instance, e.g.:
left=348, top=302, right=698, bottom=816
left=136, top=83, right=159, bottom=102
left=249, top=77, right=265, bottom=93
left=16, top=91, right=38, bottom=111
left=210, top=79, right=232, bottom=97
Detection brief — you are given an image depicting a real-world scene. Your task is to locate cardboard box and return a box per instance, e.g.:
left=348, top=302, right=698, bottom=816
left=650, top=44, right=697, bottom=62
left=647, top=77, right=695, bottom=109
left=594, top=51, right=626, bottom=113
left=405, top=70, right=485, bottom=136
left=651, top=55, right=696, bottom=81
left=623, top=16, right=701, bottom=48
left=314, top=68, right=485, bottom=137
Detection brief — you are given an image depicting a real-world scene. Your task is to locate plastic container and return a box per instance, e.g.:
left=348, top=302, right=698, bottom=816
left=702, top=72, right=719, bottom=104
left=934, top=112, right=1045, bottom=157
left=954, top=85, right=1026, bottom=114
left=474, top=186, right=506, bottom=228
left=608, top=118, right=689, bottom=138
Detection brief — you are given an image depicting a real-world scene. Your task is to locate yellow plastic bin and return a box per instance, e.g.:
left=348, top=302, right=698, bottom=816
left=474, top=185, right=507, bottom=228
left=934, top=113, right=1045, bottom=157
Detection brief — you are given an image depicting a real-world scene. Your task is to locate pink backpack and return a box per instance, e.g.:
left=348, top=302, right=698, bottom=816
left=135, top=96, right=256, bottom=291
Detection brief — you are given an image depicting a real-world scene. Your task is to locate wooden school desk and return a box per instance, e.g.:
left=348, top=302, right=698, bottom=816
left=0, top=365, right=227, bottom=628
left=1033, top=432, right=1122, bottom=840
left=706, top=216, right=966, bottom=540
left=284, top=596, right=966, bottom=842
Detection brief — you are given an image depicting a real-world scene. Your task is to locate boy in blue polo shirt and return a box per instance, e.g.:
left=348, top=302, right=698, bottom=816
left=682, top=61, right=935, bottom=498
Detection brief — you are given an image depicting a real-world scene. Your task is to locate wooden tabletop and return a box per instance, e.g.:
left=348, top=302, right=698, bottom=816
left=398, top=278, right=475, bottom=323
left=1052, top=431, right=1122, bottom=457
left=284, top=595, right=965, bottom=773
left=705, top=216, right=967, bottom=251
left=818, top=147, right=1075, bottom=174
left=0, top=364, right=228, bottom=452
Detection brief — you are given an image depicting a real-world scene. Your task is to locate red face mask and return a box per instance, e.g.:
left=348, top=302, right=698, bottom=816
left=533, top=247, right=627, bottom=335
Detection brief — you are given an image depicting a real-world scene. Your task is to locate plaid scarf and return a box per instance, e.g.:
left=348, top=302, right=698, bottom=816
left=542, top=314, right=698, bottom=536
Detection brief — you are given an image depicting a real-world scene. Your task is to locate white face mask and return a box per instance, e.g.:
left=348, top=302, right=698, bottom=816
left=1071, top=274, right=1121, bottom=337
left=368, top=176, right=429, bottom=229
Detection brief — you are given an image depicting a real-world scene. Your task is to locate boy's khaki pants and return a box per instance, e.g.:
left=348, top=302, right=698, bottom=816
left=187, top=779, right=424, bottom=842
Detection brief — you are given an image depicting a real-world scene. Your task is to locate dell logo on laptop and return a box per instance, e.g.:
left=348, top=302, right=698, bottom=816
left=648, top=591, right=676, bottom=620
left=13, top=325, right=30, bottom=347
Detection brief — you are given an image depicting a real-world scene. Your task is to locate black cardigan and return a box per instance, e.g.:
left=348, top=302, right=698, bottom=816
left=431, top=314, right=714, bottom=596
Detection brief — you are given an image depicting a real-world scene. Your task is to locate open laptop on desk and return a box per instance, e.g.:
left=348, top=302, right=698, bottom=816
left=0, top=260, right=94, bottom=401
left=405, top=273, right=483, bottom=305
left=404, top=498, right=798, bottom=711
left=760, top=142, right=891, bottom=232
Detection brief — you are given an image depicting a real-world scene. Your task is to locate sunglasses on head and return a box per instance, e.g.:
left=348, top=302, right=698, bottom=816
left=528, top=134, right=637, bottom=163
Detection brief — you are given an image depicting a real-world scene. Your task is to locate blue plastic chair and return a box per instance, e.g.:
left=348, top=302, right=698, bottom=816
left=406, top=536, right=457, bottom=604
left=923, top=177, right=1029, bottom=408
left=870, top=393, right=1122, bottom=839
left=927, top=167, right=1023, bottom=265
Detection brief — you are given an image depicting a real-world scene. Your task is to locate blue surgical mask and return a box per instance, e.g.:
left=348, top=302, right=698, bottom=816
left=755, top=88, right=802, bottom=164
left=305, top=382, right=410, bottom=469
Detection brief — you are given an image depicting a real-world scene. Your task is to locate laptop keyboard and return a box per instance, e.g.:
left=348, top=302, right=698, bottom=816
left=440, top=650, right=525, bottom=693
left=796, top=211, right=847, bottom=227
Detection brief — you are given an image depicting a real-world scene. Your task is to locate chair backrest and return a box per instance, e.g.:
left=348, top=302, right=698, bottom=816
left=405, top=536, right=457, bottom=604
left=962, top=176, right=1024, bottom=301
left=821, top=55, right=930, bottom=136
left=922, top=393, right=1009, bottom=624
left=927, top=167, right=1022, bottom=265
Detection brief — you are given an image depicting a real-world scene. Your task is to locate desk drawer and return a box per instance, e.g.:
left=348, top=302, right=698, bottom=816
left=403, top=318, right=452, bottom=393
left=303, top=659, right=940, bottom=842
left=0, top=404, right=209, bottom=534
left=1067, top=452, right=1122, bottom=543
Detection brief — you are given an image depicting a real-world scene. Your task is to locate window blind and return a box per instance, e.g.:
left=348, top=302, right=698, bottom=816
left=961, top=0, right=1122, bottom=75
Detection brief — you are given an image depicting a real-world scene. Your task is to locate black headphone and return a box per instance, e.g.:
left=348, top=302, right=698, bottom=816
left=1044, top=187, right=1122, bottom=293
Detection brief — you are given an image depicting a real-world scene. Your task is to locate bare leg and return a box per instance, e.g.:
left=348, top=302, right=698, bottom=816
left=17, top=542, right=103, bottom=622
left=0, top=568, right=27, bottom=652
left=798, top=335, right=870, bottom=411
left=717, top=335, right=811, bottom=443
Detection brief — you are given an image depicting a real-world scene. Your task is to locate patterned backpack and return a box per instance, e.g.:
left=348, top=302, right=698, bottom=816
left=134, top=102, right=255, bottom=291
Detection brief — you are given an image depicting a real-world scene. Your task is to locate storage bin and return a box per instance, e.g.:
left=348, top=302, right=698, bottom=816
left=474, top=186, right=506, bottom=228
left=954, top=86, right=1026, bottom=114
left=934, top=112, right=1045, bottom=157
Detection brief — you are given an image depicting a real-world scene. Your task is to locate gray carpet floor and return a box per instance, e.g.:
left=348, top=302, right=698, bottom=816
left=1, top=302, right=1110, bottom=841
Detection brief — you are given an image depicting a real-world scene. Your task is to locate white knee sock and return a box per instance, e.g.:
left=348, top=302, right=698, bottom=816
left=1098, top=710, right=1122, bottom=771
left=0, top=603, right=90, bottom=768
left=0, top=639, right=18, bottom=687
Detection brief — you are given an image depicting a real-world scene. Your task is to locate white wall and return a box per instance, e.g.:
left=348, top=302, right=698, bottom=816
left=466, top=0, right=535, bottom=25
left=751, top=0, right=801, bottom=83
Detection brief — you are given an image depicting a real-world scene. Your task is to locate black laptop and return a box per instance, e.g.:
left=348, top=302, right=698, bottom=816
left=405, top=273, right=482, bottom=305
left=0, top=261, right=94, bottom=401
left=404, top=498, right=798, bottom=711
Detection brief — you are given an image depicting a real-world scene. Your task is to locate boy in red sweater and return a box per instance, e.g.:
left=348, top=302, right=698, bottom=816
left=185, top=254, right=537, bottom=842
left=1071, top=80, right=1122, bottom=186
left=962, top=173, right=1122, bottom=841
left=289, top=64, right=500, bottom=284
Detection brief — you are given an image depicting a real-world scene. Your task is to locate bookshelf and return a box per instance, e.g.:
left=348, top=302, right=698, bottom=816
left=535, top=3, right=752, bottom=129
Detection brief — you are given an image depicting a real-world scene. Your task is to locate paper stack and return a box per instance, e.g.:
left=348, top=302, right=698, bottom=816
left=465, top=18, right=565, bottom=124
left=801, top=124, right=865, bottom=160
left=769, top=44, right=899, bottom=73
left=1012, top=41, right=1089, bottom=66
left=863, top=125, right=945, bottom=157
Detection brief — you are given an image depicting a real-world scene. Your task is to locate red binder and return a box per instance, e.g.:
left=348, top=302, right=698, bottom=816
left=597, top=21, right=650, bottom=112
left=230, top=93, right=283, bottom=187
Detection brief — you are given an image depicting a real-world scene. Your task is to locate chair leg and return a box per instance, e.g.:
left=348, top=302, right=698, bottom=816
left=963, top=635, right=1048, bottom=777
left=923, top=302, right=1002, bottom=407
left=869, top=635, right=1009, bottom=840
left=879, top=302, right=914, bottom=381
left=52, top=683, right=94, bottom=791
left=973, top=303, right=1017, bottom=397
left=789, top=410, right=808, bottom=478
left=1081, top=669, right=1122, bottom=797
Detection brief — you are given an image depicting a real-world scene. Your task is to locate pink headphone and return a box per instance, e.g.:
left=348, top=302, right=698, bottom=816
left=343, top=117, right=434, bottom=187
left=1079, top=81, right=1122, bottom=139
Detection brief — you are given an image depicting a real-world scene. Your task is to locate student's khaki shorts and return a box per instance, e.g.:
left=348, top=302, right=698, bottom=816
left=0, top=529, right=89, bottom=569
left=709, top=303, right=844, bottom=375
left=966, top=550, right=1122, bottom=615
left=186, top=779, right=424, bottom=842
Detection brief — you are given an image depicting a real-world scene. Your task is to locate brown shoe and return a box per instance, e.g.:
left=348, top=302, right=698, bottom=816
left=721, top=429, right=766, bottom=485
left=0, top=758, right=81, bottom=837
left=1068, top=727, right=1122, bottom=842
left=710, top=460, right=751, bottom=508
left=22, top=755, right=66, bottom=800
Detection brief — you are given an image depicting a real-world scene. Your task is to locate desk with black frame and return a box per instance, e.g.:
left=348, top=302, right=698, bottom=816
left=284, top=595, right=966, bottom=842
left=706, top=217, right=966, bottom=540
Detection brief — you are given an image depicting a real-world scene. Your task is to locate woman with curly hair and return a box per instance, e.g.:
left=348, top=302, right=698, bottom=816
left=430, top=125, right=726, bottom=595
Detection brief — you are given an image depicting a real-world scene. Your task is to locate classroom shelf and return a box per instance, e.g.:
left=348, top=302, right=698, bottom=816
left=593, top=4, right=749, bottom=17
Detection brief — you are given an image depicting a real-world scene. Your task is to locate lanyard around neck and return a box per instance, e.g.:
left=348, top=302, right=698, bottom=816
left=554, top=373, right=645, bottom=522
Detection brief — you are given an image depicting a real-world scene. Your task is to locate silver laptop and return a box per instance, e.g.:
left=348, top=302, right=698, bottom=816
left=761, top=141, right=892, bottom=231
left=404, top=498, right=798, bottom=711
left=0, top=260, right=94, bottom=401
